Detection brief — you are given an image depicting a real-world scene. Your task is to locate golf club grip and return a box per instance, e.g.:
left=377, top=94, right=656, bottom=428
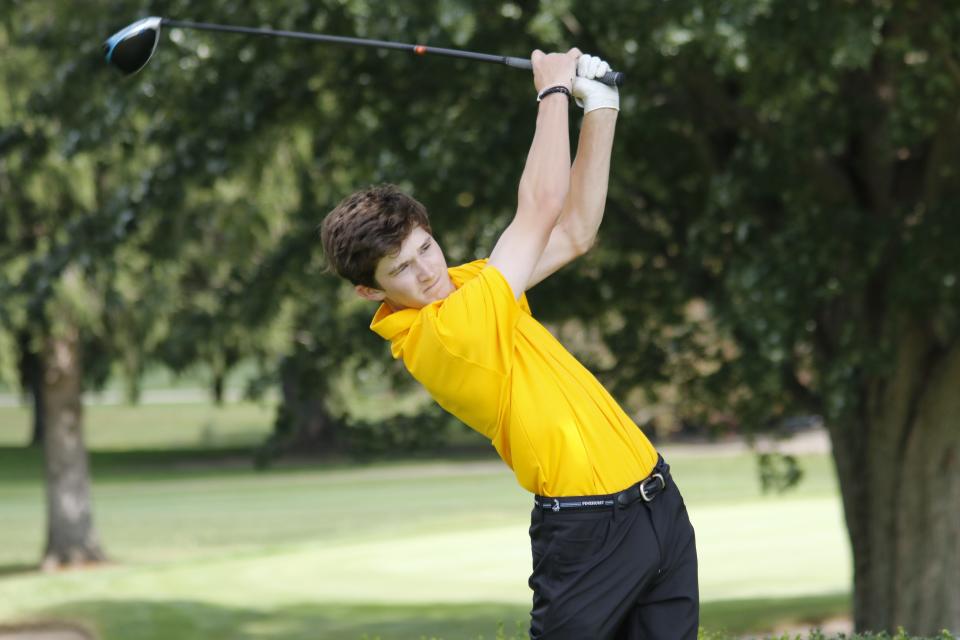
left=504, top=56, right=624, bottom=87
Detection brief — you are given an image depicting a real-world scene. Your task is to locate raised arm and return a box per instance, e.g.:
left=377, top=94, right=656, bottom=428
left=526, top=55, right=620, bottom=290
left=488, top=48, right=580, bottom=299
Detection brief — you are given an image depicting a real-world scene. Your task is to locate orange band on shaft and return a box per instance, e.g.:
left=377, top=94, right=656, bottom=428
left=414, top=45, right=427, bottom=55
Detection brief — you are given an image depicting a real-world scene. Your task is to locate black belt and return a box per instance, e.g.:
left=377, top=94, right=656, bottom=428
left=534, top=462, right=669, bottom=513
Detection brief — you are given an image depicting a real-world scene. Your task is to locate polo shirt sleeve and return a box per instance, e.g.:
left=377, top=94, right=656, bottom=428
left=432, top=264, right=521, bottom=374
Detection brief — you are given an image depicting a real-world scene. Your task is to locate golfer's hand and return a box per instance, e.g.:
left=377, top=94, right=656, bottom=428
left=531, top=48, right=580, bottom=93
left=573, top=54, right=620, bottom=113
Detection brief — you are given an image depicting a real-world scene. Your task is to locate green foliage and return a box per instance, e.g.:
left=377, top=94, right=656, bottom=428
left=502, top=0, right=960, bottom=442
left=4, top=0, right=960, bottom=471
left=342, top=405, right=457, bottom=457
left=757, top=451, right=804, bottom=493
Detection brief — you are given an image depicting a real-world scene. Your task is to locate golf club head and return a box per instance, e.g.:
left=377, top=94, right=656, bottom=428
left=103, top=17, right=162, bottom=75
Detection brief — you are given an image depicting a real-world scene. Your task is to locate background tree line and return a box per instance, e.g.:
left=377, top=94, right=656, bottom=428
left=1, top=0, right=958, bottom=633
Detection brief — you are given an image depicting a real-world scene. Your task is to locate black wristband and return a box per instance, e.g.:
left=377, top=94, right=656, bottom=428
left=537, top=85, right=571, bottom=103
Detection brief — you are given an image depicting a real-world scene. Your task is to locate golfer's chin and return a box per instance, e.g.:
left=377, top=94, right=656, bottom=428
left=429, top=277, right=455, bottom=302
left=387, top=279, right=453, bottom=311
left=387, top=292, right=445, bottom=312
left=418, top=289, right=449, bottom=307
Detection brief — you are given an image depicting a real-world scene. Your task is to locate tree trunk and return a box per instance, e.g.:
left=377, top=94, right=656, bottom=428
left=121, top=346, right=142, bottom=405
left=256, top=358, right=335, bottom=467
left=828, top=328, right=960, bottom=634
left=211, top=347, right=238, bottom=406
left=278, top=357, right=336, bottom=448
left=29, top=375, right=45, bottom=446
left=17, top=332, right=45, bottom=446
left=212, top=372, right=225, bottom=406
left=40, top=328, right=106, bottom=570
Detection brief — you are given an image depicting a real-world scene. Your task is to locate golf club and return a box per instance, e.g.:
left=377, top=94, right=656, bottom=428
left=103, top=17, right=625, bottom=86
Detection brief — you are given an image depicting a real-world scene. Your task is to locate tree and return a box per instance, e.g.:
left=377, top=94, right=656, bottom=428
left=1, top=4, right=113, bottom=566
left=38, top=294, right=106, bottom=569
left=548, top=1, right=960, bottom=633
left=1, top=0, right=496, bottom=560
left=0, top=0, right=310, bottom=566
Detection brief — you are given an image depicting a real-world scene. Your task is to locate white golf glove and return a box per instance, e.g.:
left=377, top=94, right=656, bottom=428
left=572, top=54, right=619, bottom=113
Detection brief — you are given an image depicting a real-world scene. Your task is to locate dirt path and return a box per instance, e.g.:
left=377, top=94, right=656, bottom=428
left=0, top=624, right=92, bottom=640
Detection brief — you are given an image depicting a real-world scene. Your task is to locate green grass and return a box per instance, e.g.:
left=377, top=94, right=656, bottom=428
left=6, top=595, right=855, bottom=640
left=0, top=402, right=275, bottom=450
left=0, top=400, right=853, bottom=639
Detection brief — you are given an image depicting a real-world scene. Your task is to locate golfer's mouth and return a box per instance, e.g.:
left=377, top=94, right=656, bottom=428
left=423, top=278, right=440, bottom=294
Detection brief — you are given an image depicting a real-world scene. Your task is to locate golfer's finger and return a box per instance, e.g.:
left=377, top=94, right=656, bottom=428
left=577, top=54, right=590, bottom=78
left=597, top=59, right=611, bottom=79
left=587, top=56, right=601, bottom=79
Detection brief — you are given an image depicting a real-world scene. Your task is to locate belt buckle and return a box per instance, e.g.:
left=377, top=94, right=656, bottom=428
left=640, top=473, right=665, bottom=502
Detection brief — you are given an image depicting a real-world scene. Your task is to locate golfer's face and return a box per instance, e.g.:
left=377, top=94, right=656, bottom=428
left=373, top=226, right=454, bottom=310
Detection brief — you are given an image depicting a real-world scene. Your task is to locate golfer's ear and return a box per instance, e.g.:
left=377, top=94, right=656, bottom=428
left=355, top=284, right=386, bottom=302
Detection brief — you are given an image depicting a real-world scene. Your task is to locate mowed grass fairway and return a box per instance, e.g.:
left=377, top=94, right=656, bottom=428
left=0, top=403, right=851, bottom=639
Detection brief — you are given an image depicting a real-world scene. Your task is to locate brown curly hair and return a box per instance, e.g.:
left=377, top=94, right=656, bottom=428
left=320, top=184, right=432, bottom=288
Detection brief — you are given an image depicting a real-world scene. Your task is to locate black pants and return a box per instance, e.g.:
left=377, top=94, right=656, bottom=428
left=528, top=458, right=699, bottom=639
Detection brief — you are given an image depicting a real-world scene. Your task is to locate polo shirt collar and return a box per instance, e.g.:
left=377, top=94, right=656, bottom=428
left=369, top=265, right=472, bottom=353
left=370, top=303, right=418, bottom=345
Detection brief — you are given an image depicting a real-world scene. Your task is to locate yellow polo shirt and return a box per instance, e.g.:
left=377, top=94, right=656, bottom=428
left=370, top=259, right=658, bottom=497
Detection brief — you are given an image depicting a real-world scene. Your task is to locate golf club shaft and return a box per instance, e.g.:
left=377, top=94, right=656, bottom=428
left=162, top=19, right=624, bottom=86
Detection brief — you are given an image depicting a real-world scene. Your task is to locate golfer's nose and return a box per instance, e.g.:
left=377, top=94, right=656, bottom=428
left=414, top=259, right=432, bottom=281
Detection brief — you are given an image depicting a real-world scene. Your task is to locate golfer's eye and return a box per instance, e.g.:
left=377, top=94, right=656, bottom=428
left=419, top=242, right=430, bottom=254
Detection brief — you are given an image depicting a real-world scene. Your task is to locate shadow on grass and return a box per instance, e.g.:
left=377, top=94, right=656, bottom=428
left=23, top=593, right=852, bottom=640
left=0, top=446, right=263, bottom=483
left=0, top=564, right=36, bottom=579
left=702, top=592, right=851, bottom=635
left=0, top=447, right=44, bottom=483
left=0, top=444, right=501, bottom=484
left=39, top=600, right=530, bottom=640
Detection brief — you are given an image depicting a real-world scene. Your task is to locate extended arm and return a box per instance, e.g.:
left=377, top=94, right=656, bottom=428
left=525, top=55, right=620, bottom=290
left=526, top=109, right=617, bottom=289
left=488, top=48, right=580, bottom=299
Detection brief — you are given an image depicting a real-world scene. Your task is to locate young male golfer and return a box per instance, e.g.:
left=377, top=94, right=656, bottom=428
left=321, top=48, right=698, bottom=639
